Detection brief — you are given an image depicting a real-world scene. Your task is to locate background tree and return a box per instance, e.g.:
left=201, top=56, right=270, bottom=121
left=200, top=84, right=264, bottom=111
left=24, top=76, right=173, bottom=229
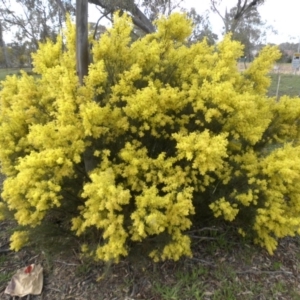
left=0, top=0, right=267, bottom=67
left=0, top=20, right=10, bottom=67
left=5, top=41, right=33, bottom=67
left=0, top=0, right=75, bottom=49
left=227, top=6, right=274, bottom=61
left=278, top=42, right=299, bottom=63
left=141, top=0, right=184, bottom=21
left=210, top=0, right=265, bottom=34
left=0, top=0, right=269, bottom=49
left=187, top=7, right=217, bottom=45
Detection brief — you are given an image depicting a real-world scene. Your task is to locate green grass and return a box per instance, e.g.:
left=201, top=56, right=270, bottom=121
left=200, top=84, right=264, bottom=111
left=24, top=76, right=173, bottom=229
left=0, top=68, right=32, bottom=82
left=0, top=271, right=12, bottom=288
left=153, top=266, right=208, bottom=300
left=147, top=232, right=300, bottom=299
left=268, top=73, right=300, bottom=98
left=0, top=256, right=13, bottom=288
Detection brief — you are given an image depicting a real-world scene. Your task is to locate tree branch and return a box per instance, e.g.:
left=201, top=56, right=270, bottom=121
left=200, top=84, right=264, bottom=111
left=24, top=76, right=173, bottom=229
left=53, top=0, right=67, bottom=17
left=93, top=10, right=111, bottom=40
left=210, top=0, right=226, bottom=24
left=88, top=0, right=155, bottom=33
left=210, top=0, right=265, bottom=33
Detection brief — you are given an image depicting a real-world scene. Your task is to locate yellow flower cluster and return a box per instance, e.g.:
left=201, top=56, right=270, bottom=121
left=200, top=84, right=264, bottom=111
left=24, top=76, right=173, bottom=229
left=10, top=231, right=29, bottom=252
left=0, top=11, right=297, bottom=260
left=209, top=197, right=239, bottom=222
left=72, top=168, right=131, bottom=262
left=252, top=145, right=300, bottom=254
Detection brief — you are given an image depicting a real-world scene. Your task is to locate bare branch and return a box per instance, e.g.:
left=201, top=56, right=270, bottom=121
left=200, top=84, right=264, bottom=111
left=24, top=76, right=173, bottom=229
left=88, top=0, right=155, bottom=33
left=93, top=10, right=111, bottom=40
left=210, top=0, right=225, bottom=23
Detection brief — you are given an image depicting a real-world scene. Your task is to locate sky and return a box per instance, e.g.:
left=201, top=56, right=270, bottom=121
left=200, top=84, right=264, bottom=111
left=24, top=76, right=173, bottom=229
left=88, top=0, right=300, bottom=45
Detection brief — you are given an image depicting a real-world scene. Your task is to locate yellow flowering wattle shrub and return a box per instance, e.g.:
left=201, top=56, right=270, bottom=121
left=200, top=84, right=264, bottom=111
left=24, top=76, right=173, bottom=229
left=0, top=12, right=299, bottom=262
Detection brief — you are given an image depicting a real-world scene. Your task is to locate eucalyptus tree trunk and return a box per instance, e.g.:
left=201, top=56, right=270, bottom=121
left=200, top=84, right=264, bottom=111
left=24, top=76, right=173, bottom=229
left=76, top=0, right=98, bottom=174
left=76, top=0, right=89, bottom=84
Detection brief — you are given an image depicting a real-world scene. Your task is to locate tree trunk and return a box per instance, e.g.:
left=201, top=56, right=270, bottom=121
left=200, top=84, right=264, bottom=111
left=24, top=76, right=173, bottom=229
left=0, top=22, right=10, bottom=68
left=76, top=0, right=99, bottom=175
left=76, top=0, right=89, bottom=84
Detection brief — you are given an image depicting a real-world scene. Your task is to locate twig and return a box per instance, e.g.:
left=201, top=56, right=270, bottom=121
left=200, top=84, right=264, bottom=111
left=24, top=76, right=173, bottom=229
left=93, top=10, right=112, bottom=40
left=189, top=236, right=219, bottom=240
left=0, top=242, right=9, bottom=248
left=187, top=227, right=221, bottom=233
left=0, top=248, right=10, bottom=253
left=54, top=260, right=80, bottom=266
left=46, top=287, right=62, bottom=292
left=28, top=254, right=39, bottom=262
left=130, top=283, right=137, bottom=297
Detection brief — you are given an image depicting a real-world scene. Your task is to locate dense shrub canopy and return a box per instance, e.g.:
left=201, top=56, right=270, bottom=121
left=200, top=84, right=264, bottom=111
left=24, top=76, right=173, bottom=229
left=1, top=12, right=299, bottom=262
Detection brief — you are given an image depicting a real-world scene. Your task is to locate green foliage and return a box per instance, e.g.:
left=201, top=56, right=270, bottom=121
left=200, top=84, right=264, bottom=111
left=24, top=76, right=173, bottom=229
left=1, top=12, right=299, bottom=263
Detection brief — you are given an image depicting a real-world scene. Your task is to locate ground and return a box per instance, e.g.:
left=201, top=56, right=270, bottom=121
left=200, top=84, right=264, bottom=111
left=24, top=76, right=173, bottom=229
left=1, top=220, right=300, bottom=300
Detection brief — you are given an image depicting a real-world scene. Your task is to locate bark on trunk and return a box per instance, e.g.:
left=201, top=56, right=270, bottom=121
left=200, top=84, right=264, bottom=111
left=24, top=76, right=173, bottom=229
left=76, top=0, right=89, bottom=84
left=76, top=0, right=98, bottom=175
